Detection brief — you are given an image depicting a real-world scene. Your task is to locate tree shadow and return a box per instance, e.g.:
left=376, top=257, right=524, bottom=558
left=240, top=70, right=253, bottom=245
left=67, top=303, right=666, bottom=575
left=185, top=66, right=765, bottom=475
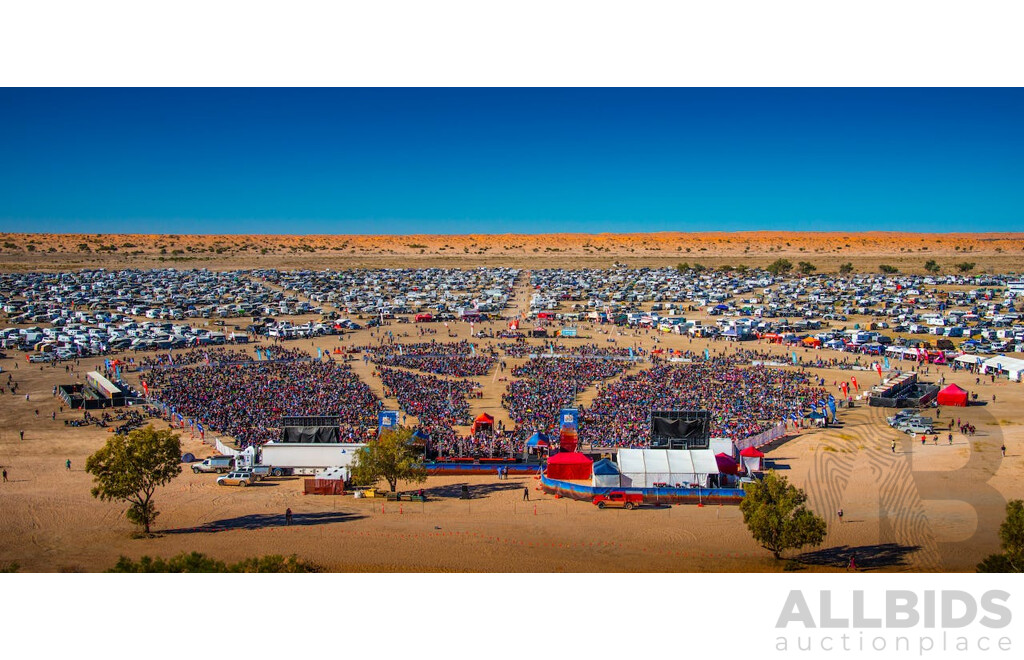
left=419, top=480, right=527, bottom=499
left=795, top=543, right=921, bottom=570
left=162, top=511, right=365, bottom=534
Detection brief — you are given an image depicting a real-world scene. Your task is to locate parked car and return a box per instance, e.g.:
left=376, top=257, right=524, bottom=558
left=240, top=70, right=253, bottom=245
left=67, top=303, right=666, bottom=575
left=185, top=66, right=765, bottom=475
left=217, top=471, right=255, bottom=487
left=191, top=456, right=236, bottom=474
left=592, top=491, right=644, bottom=510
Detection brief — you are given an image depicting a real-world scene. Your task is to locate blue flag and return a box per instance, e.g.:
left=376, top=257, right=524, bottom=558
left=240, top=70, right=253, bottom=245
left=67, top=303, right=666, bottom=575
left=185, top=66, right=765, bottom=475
left=884, top=356, right=890, bottom=370
left=704, top=348, right=710, bottom=360
left=317, top=347, right=323, bottom=359
left=792, top=351, right=798, bottom=365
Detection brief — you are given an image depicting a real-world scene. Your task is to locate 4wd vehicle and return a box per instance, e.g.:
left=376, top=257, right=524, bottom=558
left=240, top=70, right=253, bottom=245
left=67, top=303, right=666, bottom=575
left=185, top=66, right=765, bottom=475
left=592, top=491, right=644, bottom=510
left=217, top=471, right=254, bottom=487
left=191, top=455, right=236, bottom=474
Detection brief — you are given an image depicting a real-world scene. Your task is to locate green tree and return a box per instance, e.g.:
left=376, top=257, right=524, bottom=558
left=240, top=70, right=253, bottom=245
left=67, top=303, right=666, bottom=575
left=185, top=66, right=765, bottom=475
left=740, top=471, right=827, bottom=560
left=838, top=262, right=854, bottom=275
left=109, top=552, right=318, bottom=573
left=797, top=261, right=816, bottom=275
left=766, top=258, right=793, bottom=276
left=978, top=499, right=1024, bottom=573
left=350, top=427, right=427, bottom=492
left=924, top=259, right=940, bottom=274
left=675, top=262, right=690, bottom=274
left=879, top=264, right=898, bottom=274
left=957, top=262, right=976, bottom=273
left=85, top=425, right=182, bottom=535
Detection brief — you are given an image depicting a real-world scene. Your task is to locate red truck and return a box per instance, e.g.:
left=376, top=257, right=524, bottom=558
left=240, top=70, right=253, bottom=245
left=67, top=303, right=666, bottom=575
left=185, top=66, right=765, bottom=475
left=592, top=491, right=644, bottom=510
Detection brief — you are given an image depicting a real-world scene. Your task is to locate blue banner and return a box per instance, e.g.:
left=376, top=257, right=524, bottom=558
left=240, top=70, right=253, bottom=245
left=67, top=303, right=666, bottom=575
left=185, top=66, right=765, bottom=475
left=378, top=410, right=400, bottom=432
left=791, top=351, right=798, bottom=365
left=317, top=347, right=322, bottom=359
left=883, top=356, right=890, bottom=370
left=703, top=349, right=710, bottom=360
left=559, top=409, right=579, bottom=430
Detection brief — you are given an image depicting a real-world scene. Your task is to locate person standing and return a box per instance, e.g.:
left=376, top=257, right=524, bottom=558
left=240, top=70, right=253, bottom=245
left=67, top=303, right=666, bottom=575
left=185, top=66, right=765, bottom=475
left=948, top=433, right=953, bottom=445
left=285, top=508, right=293, bottom=525
left=19, top=430, right=24, bottom=441
left=523, top=487, right=530, bottom=501
left=2, top=469, right=7, bottom=482
left=891, top=439, right=896, bottom=454
left=65, top=459, right=71, bottom=471
left=1001, top=444, right=1007, bottom=458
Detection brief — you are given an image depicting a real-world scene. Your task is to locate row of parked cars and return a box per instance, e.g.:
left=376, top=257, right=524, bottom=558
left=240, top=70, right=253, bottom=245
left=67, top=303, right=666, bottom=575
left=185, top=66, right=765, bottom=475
left=886, top=409, right=937, bottom=435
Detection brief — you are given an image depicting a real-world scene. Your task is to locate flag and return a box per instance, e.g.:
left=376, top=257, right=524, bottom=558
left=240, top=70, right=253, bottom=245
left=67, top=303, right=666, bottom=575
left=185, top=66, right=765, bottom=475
left=317, top=347, right=323, bottom=359
left=265, top=349, right=272, bottom=360
left=703, top=348, right=710, bottom=360
left=791, top=351, right=798, bottom=365
left=876, top=363, right=883, bottom=378
left=167, top=351, right=174, bottom=366
left=884, top=356, right=890, bottom=370
left=141, top=380, right=149, bottom=397
left=628, top=347, right=634, bottom=359
left=470, top=343, right=476, bottom=357
left=205, top=352, right=210, bottom=365
left=851, top=376, right=859, bottom=390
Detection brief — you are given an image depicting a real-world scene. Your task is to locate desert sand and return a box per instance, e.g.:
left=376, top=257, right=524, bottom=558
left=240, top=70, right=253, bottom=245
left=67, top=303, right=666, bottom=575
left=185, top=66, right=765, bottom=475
left=0, top=242, right=1022, bottom=572
left=1, top=231, right=1023, bottom=273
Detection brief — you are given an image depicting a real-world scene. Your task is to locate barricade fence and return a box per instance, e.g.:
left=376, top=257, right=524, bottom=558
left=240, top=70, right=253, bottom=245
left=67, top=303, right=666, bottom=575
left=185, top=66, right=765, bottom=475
left=540, top=475, right=744, bottom=505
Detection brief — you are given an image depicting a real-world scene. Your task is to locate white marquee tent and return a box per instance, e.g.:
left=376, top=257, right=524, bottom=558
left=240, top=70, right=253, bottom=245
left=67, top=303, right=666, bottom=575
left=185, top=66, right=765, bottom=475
left=617, top=449, right=720, bottom=488
left=982, top=356, right=1024, bottom=382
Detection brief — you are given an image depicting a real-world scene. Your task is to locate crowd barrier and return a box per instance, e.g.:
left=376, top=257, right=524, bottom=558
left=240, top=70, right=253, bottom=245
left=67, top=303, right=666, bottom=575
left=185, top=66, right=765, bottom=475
left=425, top=462, right=543, bottom=476
left=139, top=357, right=319, bottom=372
left=540, top=475, right=745, bottom=505
left=732, top=421, right=788, bottom=452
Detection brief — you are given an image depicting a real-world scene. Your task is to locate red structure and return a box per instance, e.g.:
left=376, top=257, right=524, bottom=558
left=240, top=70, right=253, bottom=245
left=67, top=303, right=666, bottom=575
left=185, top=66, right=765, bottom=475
left=545, top=452, right=593, bottom=480
left=936, top=383, right=969, bottom=407
left=472, top=413, right=494, bottom=433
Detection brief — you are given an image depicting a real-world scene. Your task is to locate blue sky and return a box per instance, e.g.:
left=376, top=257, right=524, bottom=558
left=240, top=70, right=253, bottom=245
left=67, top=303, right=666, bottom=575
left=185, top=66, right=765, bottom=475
left=0, top=88, right=1021, bottom=235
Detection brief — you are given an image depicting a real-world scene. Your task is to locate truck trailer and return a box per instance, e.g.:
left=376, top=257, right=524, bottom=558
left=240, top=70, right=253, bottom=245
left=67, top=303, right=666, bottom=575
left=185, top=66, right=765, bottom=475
left=257, top=442, right=366, bottom=477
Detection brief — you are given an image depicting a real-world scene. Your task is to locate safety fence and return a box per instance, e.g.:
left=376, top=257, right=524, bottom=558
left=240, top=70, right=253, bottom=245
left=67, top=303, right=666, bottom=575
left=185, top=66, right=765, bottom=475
left=540, top=475, right=744, bottom=505
left=732, top=421, right=788, bottom=452
left=425, top=462, right=542, bottom=476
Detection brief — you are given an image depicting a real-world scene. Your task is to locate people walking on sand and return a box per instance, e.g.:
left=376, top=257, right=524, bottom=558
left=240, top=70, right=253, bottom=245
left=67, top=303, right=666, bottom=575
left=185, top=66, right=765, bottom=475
left=2, top=469, right=7, bottom=482
left=285, top=508, right=293, bottom=525
left=523, top=487, right=530, bottom=501
left=891, top=439, right=896, bottom=453
left=837, top=508, right=844, bottom=523
left=848, top=555, right=857, bottom=571
left=66, top=459, right=71, bottom=471
left=1001, top=444, right=1007, bottom=458
left=19, top=430, right=24, bottom=441
left=948, top=433, right=953, bottom=445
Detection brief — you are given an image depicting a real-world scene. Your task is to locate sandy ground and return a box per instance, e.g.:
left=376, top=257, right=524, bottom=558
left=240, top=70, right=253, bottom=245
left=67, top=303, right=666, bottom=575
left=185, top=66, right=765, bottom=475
left=1, top=231, right=1023, bottom=273
left=1, top=259, right=1023, bottom=572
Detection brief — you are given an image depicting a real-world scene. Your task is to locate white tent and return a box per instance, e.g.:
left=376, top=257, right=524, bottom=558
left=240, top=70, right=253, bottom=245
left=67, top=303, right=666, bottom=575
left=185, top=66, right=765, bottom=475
left=709, top=437, right=736, bottom=459
left=982, top=356, right=1024, bottom=382
left=617, top=449, right=720, bottom=488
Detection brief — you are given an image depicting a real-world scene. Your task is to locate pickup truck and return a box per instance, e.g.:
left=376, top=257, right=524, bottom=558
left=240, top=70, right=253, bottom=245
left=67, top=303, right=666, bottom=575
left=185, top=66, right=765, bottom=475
left=191, top=456, right=236, bottom=474
left=592, top=491, right=644, bottom=510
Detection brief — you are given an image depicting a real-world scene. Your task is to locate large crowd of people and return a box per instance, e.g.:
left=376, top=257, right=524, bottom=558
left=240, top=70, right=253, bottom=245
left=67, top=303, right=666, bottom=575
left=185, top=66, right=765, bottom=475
left=362, top=340, right=497, bottom=377
left=377, top=366, right=479, bottom=447
left=578, top=357, right=828, bottom=447
left=498, top=340, right=641, bottom=359
left=139, top=346, right=308, bottom=369
left=146, top=358, right=382, bottom=447
left=502, top=357, right=629, bottom=440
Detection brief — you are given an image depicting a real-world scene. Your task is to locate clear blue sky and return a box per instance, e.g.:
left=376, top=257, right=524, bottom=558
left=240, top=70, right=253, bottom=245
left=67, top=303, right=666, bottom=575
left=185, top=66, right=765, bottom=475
left=1, top=88, right=1021, bottom=235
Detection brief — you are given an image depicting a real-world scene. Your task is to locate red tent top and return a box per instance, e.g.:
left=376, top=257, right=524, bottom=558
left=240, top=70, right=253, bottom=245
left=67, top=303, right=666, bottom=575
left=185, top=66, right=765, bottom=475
left=547, top=452, right=593, bottom=465
left=715, top=452, right=739, bottom=475
left=939, top=383, right=968, bottom=395
left=473, top=413, right=494, bottom=424
left=739, top=446, right=765, bottom=458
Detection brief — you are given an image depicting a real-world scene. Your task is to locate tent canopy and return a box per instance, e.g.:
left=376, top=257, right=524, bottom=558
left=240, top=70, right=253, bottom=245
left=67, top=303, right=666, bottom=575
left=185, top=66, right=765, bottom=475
left=526, top=431, right=550, bottom=447
left=739, top=446, right=765, bottom=458
left=546, top=452, right=593, bottom=481
left=936, top=383, right=969, bottom=407
left=472, top=413, right=494, bottom=433
left=592, top=458, right=620, bottom=476
left=715, top=452, right=739, bottom=475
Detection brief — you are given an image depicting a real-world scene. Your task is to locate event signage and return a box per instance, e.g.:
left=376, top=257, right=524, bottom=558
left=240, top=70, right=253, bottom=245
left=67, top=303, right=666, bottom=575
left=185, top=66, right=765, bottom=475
left=560, top=408, right=579, bottom=430
left=378, top=410, right=400, bottom=432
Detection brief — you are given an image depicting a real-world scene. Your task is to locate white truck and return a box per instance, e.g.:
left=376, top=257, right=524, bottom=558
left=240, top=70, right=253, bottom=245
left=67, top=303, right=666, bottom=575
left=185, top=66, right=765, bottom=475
left=255, top=442, right=366, bottom=477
